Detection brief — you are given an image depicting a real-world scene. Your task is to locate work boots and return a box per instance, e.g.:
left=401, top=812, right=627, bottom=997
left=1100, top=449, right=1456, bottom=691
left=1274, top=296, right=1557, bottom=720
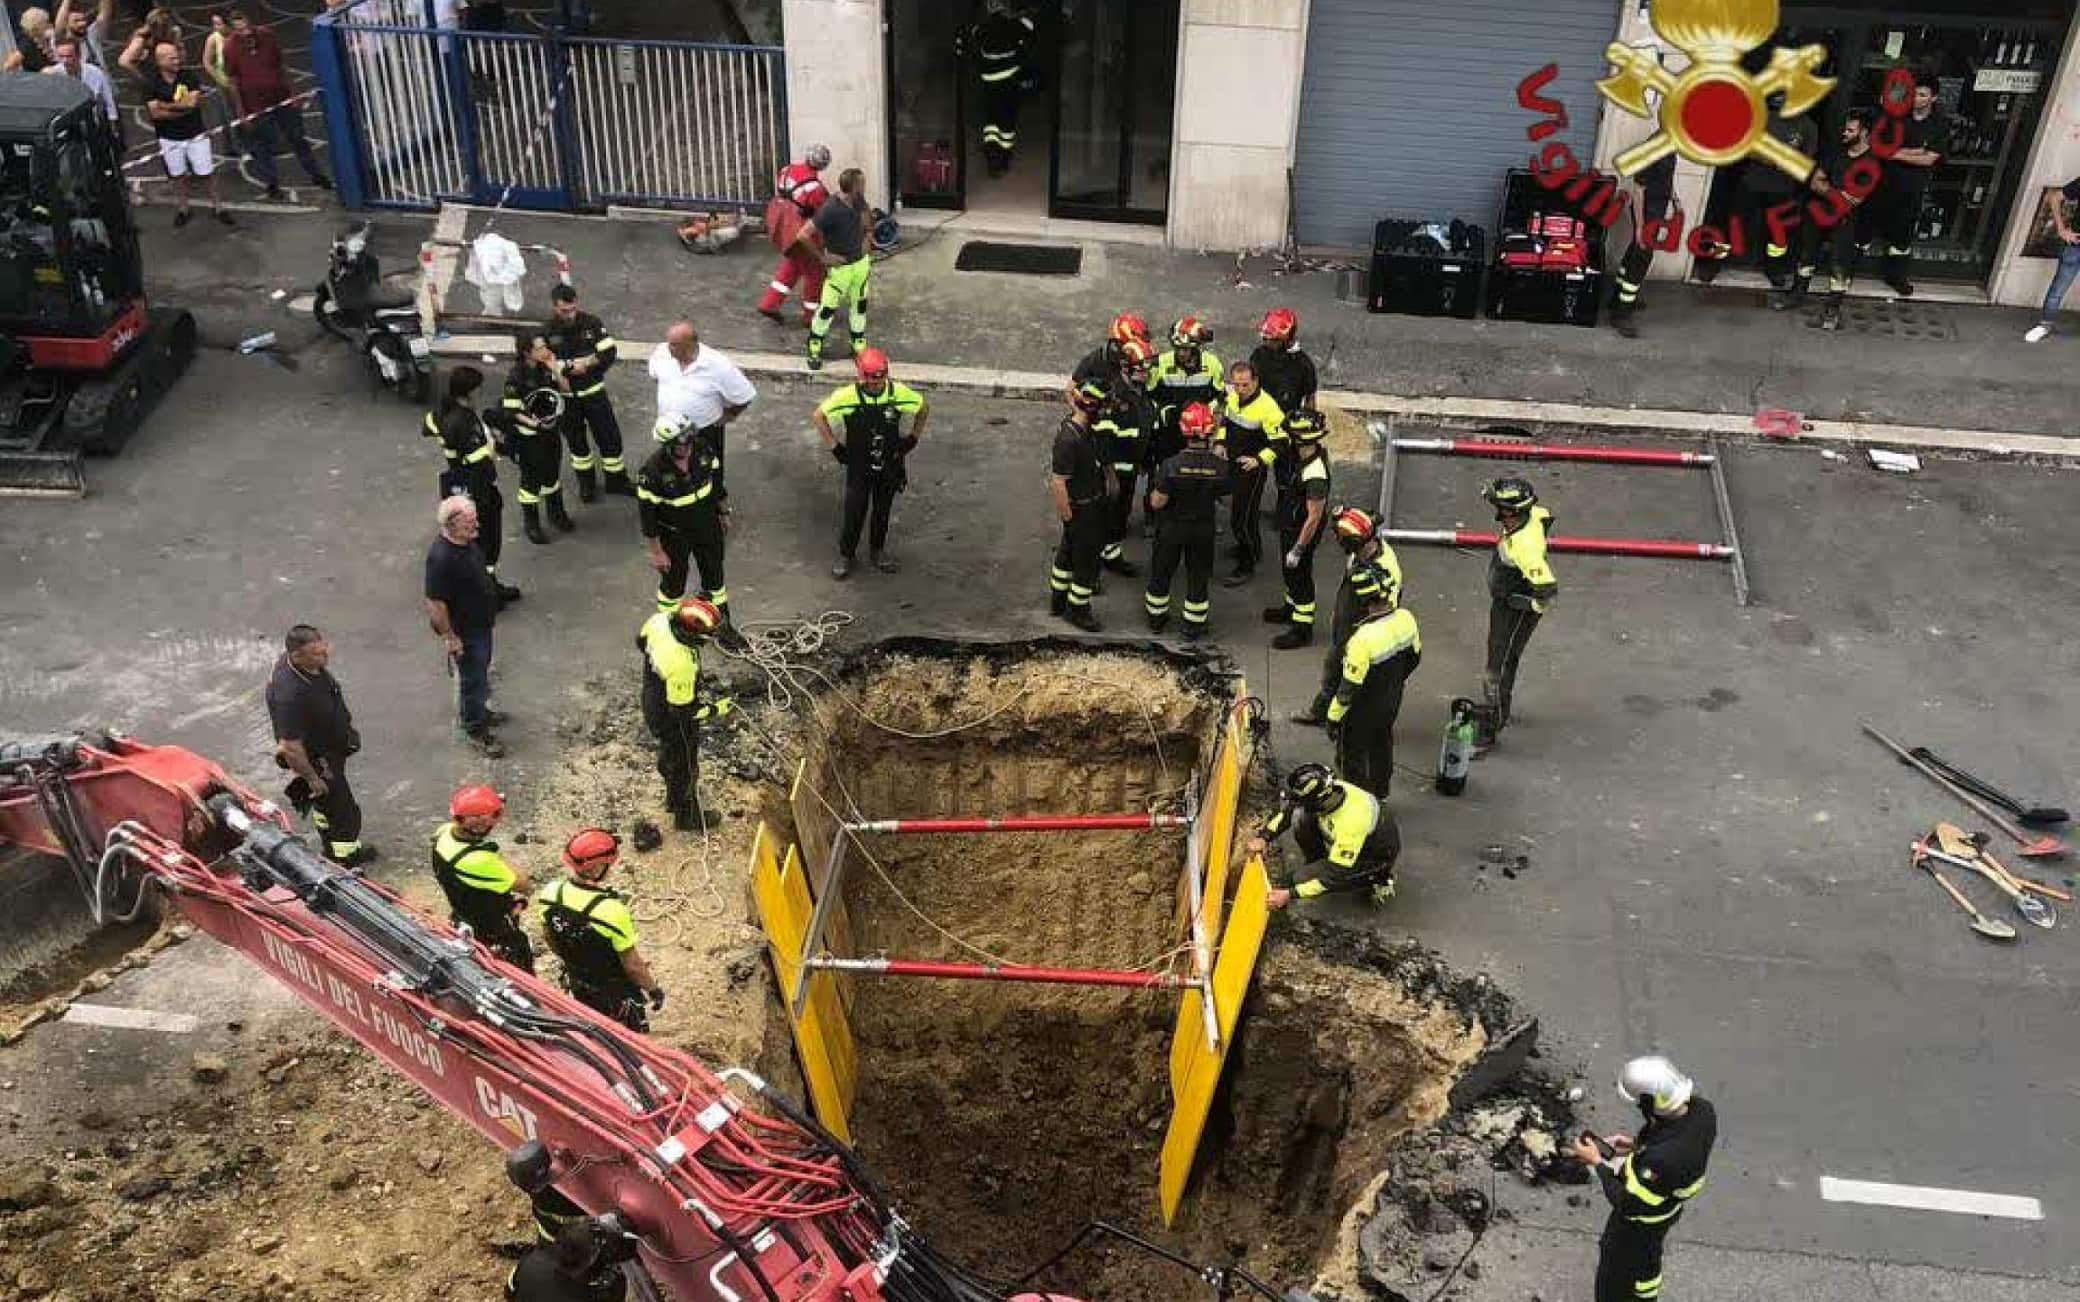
left=1101, top=553, right=1139, bottom=578
left=1180, top=621, right=1206, bottom=643
left=673, top=805, right=723, bottom=832
left=492, top=577, right=523, bottom=606
left=602, top=469, right=635, bottom=497
left=1146, top=611, right=1169, bottom=633
left=1608, top=301, right=1640, bottom=339
left=1770, top=277, right=1810, bottom=312
left=1261, top=604, right=1292, bottom=625
left=1050, top=591, right=1068, bottom=617
left=522, top=504, right=550, bottom=545
left=1819, top=297, right=1844, bottom=332
left=547, top=495, right=576, bottom=533
left=1065, top=605, right=1101, bottom=633
left=1272, top=624, right=1313, bottom=650
left=575, top=468, right=600, bottom=503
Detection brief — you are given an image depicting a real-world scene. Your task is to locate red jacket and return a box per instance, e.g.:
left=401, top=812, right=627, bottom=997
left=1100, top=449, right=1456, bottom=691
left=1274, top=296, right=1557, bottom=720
left=775, top=161, right=829, bottom=214
left=223, top=27, right=295, bottom=110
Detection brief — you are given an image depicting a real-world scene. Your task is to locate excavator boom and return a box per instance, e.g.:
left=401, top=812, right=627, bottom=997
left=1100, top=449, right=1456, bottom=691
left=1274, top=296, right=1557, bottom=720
left=0, top=735, right=1035, bottom=1302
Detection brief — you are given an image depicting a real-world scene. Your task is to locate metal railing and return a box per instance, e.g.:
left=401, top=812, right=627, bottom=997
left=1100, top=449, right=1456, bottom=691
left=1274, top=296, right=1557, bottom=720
left=311, top=0, right=785, bottom=213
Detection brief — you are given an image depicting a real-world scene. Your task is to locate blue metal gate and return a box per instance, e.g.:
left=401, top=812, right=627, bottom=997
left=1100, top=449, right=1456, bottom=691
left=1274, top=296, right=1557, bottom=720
left=312, top=0, right=786, bottom=213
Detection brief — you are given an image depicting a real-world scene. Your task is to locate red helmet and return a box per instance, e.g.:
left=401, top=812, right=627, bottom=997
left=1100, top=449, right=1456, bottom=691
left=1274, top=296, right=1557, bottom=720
left=1117, top=337, right=1155, bottom=377
left=450, top=785, right=504, bottom=820
left=1178, top=401, right=1217, bottom=440
left=1108, top=312, right=1150, bottom=346
left=855, top=347, right=890, bottom=380
left=1258, top=307, right=1298, bottom=343
left=673, top=597, right=721, bottom=636
left=1332, top=506, right=1377, bottom=548
left=1170, top=315, right=1211, bottom=348
left=562, top=828, right=621, bottom=875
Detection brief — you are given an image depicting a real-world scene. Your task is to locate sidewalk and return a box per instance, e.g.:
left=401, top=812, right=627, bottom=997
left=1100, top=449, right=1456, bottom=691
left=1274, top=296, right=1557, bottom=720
left=441, top=206, right=2080, bottom=443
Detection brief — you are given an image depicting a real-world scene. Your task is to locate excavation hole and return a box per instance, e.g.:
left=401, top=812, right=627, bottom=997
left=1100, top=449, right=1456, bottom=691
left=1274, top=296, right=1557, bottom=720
left=767, top=641, right=1518, bottom=1298
left=0, top=846, right=166, bottom=1033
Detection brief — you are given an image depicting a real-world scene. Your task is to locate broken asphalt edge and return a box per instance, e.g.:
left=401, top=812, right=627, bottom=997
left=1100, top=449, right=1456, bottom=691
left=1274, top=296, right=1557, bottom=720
left=429, top=334, right=2080, bottom=462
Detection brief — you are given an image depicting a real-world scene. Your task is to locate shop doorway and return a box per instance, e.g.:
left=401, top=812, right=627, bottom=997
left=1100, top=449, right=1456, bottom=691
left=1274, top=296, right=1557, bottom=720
left=1698, top=12, right=2065, bottom=285
left=886, top=0, right=1177, bottom=225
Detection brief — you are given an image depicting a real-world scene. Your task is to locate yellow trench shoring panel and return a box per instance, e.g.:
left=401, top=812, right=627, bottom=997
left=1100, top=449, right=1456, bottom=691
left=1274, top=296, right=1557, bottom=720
left=1196, top=706, right=1249, bottom=948
left=750, top=822, right=857, bottom=1142
left=1159, top=856, right=1272, bottom=1225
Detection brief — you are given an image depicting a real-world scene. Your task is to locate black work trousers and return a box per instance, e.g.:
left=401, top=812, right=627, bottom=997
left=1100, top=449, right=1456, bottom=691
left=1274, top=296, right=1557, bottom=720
left=513, top=431, right=563, bottom=506
left=698, top=422, right=727, bottom=493
left=1594, top=1215, right=1670, bottom=1302
left=839, top=472, right=899, bottom=557
left=650, top=703, right=702, bottom=818
left=570, top=975, right=650, bottom=1033
left=657, top=523, right=727, bottom=612
left=1051, top=502, right=1105, bottom=609
left=1102, top=464, right=1139, bottom=560
left=981, top=78, right=1022, bottom=166
left=459, top=909, right=536, bottom=973
left=1145, top=527, right=1215, bottom=627
left=1482, top=597, right=1543, bottom=738
left=1336, top=680, right=1409, bottom=799
left=1278, top=527, right=1320, bottom=625
left=309, top=756, right=363, bottom=860
left=564, top=391, right=624, bottom=474
left=1229, top=462, right=1269, bottom=571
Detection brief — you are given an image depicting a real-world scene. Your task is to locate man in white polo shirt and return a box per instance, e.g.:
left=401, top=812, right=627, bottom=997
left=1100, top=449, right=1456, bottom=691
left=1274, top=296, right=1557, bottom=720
left=647, top=320, right=756, bottom=494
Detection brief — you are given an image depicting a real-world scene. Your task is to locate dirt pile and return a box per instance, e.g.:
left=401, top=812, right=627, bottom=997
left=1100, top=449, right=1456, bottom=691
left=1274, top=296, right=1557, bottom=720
left=0, top=1030, right=520, bottom=1301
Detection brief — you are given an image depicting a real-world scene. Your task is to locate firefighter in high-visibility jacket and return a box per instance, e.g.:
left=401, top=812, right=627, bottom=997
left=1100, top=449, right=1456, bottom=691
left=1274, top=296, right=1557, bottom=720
left=1479, top=477, right=1558, bottom=750
left=636, top=414, right=733, bottom=630
left=1296, top=508, right=1402, bottom=726
left=424, top=365, right=521, bottom=604
left=498, top=336, right=576, bottom=544
left=958, top=0, right=1036, bottom=177
left=1095, top=337, right=1156, bottom=576
left=1249, top=763, right=1402, bottom=909
left=1325, top=574, right=1421, bottom=799
left=535, top=828, right=663, bottom=1033
left=637, top=597, right=735, bottom=831
left=1264, top=410, right=1332, bottom=648
left=1218, top=361, right=1287, bottom=585
left=1146, top=316, right=1223, bottom=535
left=542, top=285, right=630, bottom=501
left=431, top=785, right=536, bottom=971
left=1571, top=1056, right=1717, bottom=1302
left=1142, top=400, right=1227, bottom=641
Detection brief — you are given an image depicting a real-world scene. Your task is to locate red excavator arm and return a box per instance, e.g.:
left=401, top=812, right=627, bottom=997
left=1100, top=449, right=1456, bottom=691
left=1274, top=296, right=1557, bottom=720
left=0, top=735, right=1036, bottom=1302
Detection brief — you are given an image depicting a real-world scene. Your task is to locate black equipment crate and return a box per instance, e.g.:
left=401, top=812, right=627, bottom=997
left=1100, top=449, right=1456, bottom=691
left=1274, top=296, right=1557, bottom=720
left=1368, top=219, right=1484, bottom=319
left=1487, top=168, right=1606, bottom=328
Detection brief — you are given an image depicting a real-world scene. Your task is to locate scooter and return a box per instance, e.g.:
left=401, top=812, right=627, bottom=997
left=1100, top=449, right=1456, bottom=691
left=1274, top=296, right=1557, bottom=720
left=312, top=220, right=432, bottom=404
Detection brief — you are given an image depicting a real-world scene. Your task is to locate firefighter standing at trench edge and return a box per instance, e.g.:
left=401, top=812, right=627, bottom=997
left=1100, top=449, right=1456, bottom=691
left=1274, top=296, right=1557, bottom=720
left=1477, top=476, right=1558, bottom=752
left=1571, top=1056, right=1717, bottom=1302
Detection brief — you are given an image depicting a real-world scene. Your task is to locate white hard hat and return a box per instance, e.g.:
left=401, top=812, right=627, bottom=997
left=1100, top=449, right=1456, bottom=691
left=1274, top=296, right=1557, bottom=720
left=653, top=412, right=695, bottom=444
left=1617, top=1055, right=1694, bottom=1114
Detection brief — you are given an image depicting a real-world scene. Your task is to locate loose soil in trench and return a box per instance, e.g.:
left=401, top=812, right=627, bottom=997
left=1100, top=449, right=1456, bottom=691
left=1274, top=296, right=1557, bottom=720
left=0, top=639, right=1569, bottom=1302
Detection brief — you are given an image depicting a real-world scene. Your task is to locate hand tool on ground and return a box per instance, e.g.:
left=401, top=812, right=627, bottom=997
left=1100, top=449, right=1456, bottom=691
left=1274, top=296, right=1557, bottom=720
left=1863, top=723, right=2065, bottom=858
left=1908, top=747, right=2069, bottom=826
left=1908, top=846, right=2017, bottom=941
left=1932, top=822, right=2072, bottom=902
left=1914, top=837, right=2055, bottom=930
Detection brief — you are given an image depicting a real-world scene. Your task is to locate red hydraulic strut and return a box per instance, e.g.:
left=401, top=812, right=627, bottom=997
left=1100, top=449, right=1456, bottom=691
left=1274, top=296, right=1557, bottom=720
left=845, top=813, right=1189, bottom=834
left=1393, top=437, right=1715, bottom=467
left=1382, top=528, right=1732, bottom=560
left=805, top=955, right=1191, bottom=989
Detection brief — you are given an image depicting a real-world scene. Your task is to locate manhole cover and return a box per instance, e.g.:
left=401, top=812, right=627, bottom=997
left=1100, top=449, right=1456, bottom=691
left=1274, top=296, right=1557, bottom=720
left=1807, top=297, right=1957, bottom=339
left=954, top=241, right=1083, bottom=276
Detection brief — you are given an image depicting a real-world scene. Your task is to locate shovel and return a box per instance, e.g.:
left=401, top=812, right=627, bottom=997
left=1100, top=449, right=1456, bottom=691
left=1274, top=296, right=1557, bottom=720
left=1915, top=838, right=2055, bottom=930
left=1909, top=748, right=2068, bottom=826
left=1932, top=822, right=2072, bottom=903
left=1863, top=724, right=2065, bottom=858
left=1910, top=847, right=2017, bottom=941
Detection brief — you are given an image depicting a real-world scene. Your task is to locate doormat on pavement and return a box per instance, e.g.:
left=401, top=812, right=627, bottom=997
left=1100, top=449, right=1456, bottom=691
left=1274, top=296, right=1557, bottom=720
left=954, top=242, right=1084, bottom=275
left=1807, top=298, right=1958, bottom=340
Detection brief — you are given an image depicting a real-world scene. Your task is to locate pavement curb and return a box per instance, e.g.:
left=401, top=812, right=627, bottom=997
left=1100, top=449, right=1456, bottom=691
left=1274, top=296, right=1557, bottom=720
left=429, top=334, right=2080, bottom=461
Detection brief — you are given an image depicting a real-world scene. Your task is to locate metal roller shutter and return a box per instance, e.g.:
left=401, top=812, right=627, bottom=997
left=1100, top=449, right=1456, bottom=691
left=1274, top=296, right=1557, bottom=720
left=1294, top=0, right=1620, bottom=247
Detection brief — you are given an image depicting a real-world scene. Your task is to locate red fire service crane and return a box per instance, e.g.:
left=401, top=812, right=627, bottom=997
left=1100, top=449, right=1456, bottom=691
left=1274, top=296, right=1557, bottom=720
left=0, top=734, right=1287, bottom=1302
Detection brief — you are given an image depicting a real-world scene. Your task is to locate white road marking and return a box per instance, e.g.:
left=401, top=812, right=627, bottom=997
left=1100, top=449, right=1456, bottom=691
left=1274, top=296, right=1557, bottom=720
left=1820, top=1176, right=2043, bottom=1220
left=61, top=1004, right=201, bottom=1035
